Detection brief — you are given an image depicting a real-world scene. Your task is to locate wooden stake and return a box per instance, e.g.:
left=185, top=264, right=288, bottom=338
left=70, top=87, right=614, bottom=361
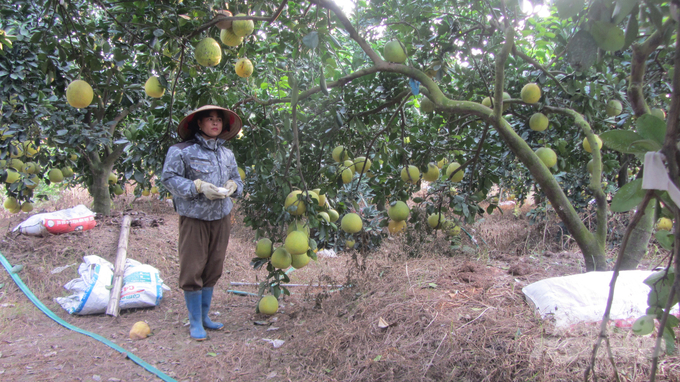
left=106, top=215, right=132, bottom=317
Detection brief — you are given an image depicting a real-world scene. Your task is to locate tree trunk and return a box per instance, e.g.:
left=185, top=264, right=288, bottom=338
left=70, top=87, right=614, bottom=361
left=619, top=203, right=655, bottom=270
left=90, top=166, right=113, bottom=216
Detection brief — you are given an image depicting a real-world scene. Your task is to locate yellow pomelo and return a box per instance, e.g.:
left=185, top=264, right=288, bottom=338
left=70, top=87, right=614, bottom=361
left=328, top=209, right=339, bottom=222
left=318, top=211, right=330, bottom=222
left=420, top=98, right=435, bottom=113
left=383, top=40, right=407, bottom=63
left=108, top=173, right=117, bottom=183
left=48, top=168, right=63, bottom=183
left=481, top=92, right=510, bottom=111
left=387, top=220, right=407, bottom=235
left=388, top=201, right=410, bottom=222
left=195, top=37, right=222, bottom=67
left=587, top=159, right=595, bottom=174
left=535, top=147, right=557, bottom=168
left=606, top=99, right=622, bottom=117
left=400, top=165, right=420, bottom=184
left=3, top=197, right=18, bottom=210
left=270, top=247, right=292, bottom=269
left=291, top=253, right=311, bottom=269
left=482, top=97, right=492, bottom=107
left=26, top=174, right=39, bottom=189
left=8, top=159, right=23, bottom=171
left=284, top=190, right=306, bottom=216
left=427, top=213, right=445, bottom=229
left=150, top=186, right=159, bottom=194
left=423, top=163, right=440, bottom=182
left=20, top=202, right=33, bottom=213
left=332, top=146, right=349, bottom=162
left=23, top=142, right=38, bottom=157
left=144, top=76, right=165, bottom=98
left=70, top=153, right=78, bottom=161
left=235, top=58, right=254, bottom=78
left=341, top=213, right=363, bottom=233
left=651, top=108, right=666, bottom=120
left=238, top=167, right=245, bottom=180
left=232, top=13, right=255, bottom=37
left=582, top=135, right=603, bottom=153
left=529, top=113, right=549, bottom=131
left=520, top=83, right=541, bottom=104
left=287, top=219, right=310, bottom=238
left=285, top=230, right=309, bottom=255
left=142, top=189, right=150, bottom=196
left=9, top=142, right=23, bottom=158
left=113, top=184, right=124, bottom=195
left=61, top=166, right=74, bottom=177
left=657, top=217, right=673, bottom=231
left=317, top=193, right=327, bottom=207
left=345, top=240, right=355, bottom=249
left=341, top=167, right=353, bottom=184
left=443, top=220, right=461, bottom=236
left=445, top=162, right=464, bottom=182
left=437, top=157, right=448, bottom=169
left=354, top=157, right=372, bottom=174
left=23, top=162, right=37, bottom=174
left=258, top=295, right=278, bottom=315
left=343, top=160, right=355, bottom=174
left=66, top=80, right=94, bottom=109
left=255, top=238, right=273, bottom=258
left=129, top=321, right=151, bottom=340
left=220, top=28, right=243, bottom=47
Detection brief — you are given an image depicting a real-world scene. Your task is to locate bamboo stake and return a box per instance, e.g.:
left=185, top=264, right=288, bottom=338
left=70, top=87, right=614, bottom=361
left=106, top=215, right=132, bottom=317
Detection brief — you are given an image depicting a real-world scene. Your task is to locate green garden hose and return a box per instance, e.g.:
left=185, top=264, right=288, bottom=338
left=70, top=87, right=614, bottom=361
left=0, top=252, right=176, bottom=382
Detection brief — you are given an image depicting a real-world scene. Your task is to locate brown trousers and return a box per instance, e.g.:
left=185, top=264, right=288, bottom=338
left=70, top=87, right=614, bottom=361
left=178, top=215, right=231, bottom=291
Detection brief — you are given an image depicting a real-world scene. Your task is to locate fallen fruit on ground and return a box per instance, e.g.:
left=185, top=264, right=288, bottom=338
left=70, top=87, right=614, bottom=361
left=195, top=37, right=222, bottom=67
left=605, top=99, right=622, bottom=117
left=270, top=247, right=292, bottom=269
left=383, top=40, right=407, bottom=63
left=129, top=321, right=151, bottom=340
left=582, top=135, right=603, bottom=153
left=144, top=76, right=165, bottom=98
left=255, top=238, right=273, bottom=258
left=388, top=201, right=410, bottom=222
left=258, top=295, right=278, bottom=315
left=535, top=147, right=557, bottom=168
left=520, top=83, right=541, bottom=104
left=529, top=113, right=549, bottom=131
left=341, top=213, right=363, bottom=233
left=66, top=79, right=94, bottom=109
left=235, top=58, right=254, bottom=78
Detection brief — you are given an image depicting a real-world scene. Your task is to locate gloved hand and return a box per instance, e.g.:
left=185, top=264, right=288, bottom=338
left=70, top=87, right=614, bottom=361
left=223, top=180, right=238, bottom=197
left=194, top=179, right=226, bottom=201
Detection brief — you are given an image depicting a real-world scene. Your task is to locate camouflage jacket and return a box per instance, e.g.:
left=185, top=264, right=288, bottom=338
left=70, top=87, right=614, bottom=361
left=161, top=134, right=243, bottom=221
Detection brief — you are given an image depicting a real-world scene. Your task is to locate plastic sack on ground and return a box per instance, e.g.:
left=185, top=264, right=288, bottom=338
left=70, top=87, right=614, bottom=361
left=55, top=255, right=169, bottom=315
left=522, top=270, right=680, bottom=328
left=13, top=204, right=96, bottom=236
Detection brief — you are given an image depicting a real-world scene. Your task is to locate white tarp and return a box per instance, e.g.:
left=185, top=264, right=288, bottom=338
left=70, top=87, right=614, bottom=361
left=522, top=270, right=679, bottom=328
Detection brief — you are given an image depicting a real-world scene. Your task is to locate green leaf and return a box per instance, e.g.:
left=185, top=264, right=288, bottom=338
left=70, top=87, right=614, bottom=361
left=663, top=326, right=676, bottom=355
left=207, top=352, right=217, bottom=357
left=629, top=139, right=662, bottom=153
left=623, top=11, right=639, bottom=50
left=9, top=264, right=23, bottom=274
left=590, top=21, right=625, bottom=51
left=654, top=230, right=674, bottom=250
left=566, top=30, right=598, bottom=71
left=302, top=31, right=319, bottom=49
left=600, top=130, right=644, bottom=153
left=612, top=0, right=638, bottom=24
left=610, top=178, right=644, bottom=212
left=636, top=114, right=666, bottom=146
left=373, top=355, right=382, bottom=362
left=555, top=0, right=585, bottom=18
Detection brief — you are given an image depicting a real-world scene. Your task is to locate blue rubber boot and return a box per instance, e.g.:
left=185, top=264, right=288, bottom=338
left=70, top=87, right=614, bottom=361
left=201, top=287, right=224, bottom=330
left=183, top=290, right=207, bottom=340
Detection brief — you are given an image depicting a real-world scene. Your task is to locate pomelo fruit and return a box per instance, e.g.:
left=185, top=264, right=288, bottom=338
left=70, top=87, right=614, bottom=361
left=215, top=10, right=233, bottom=30
left=270, top=247, right=292, bottom=269
left=144, top=76, right=165, bottom=98
left=420, top=98, right=435, bottom=113
left=423, top=163, right=440, bottom=182
left=21, top=202, right=33, bottom=213
left=346, top=240, right=355, bottom=249
left=285, top=230, right=309, bottom=255
left=535, top=147, right=557, bottom=168
left=427, top=213, right=445, bottom=229
left=48, top=168, right=63, bottom=183
left=61, top=166, right=74, bottom=177
left=332, top=146, right=349, bottom=162
left=142, top=189, right=150, bottom=196
left=400, top=165, right=420, bottom=184
left=529, top=112, right=549, bottom=131
left=353, top=157, right=372, bottom=174
left=651, top=108, right=666, bottom=120
left=520, top=83, right=541, bottom=104
left=328, top=209, right=339, bottom=222
left=291, top=253, right=311, bottom=269
left=108, top=173, right=117, bottom=183
left=66, top=79, right=94, bottom=108
left=631, top=315, right=655, bottom=336
left=388, top=201, right=410, bottom=222
left=151, top=186, right=159, bottom=194
left=235, top=58, right=254, bottom=78
left=113, top=184, right=124, bottom=195
left=220, top=28, right=243, bottom=47
left=341, top=213, right=363, bottom=233
left=23, top=162, right=38, bottom=174
left=232, top=13, right=255, bottom=37
left=657, top=217, right=673, bottom=231
left=341, top=167, right=353, bottom=184
left=238, top=167, right=246, bottom=180
left=383, top=40, right=407, bottom=63
left=582, top=135, right=603, bottom=153
left=255, top=238, right=274, bottom=258
left=446, top=162, right=464, bottom=182
left=195, top=37, right=222, bottom=67
left=284, top=190, right=306, bottom=216
left=606, top=99, right=622, bottom=117
left=387, top=220, right=407, bottom=235
left=258, top=295, right=278, bottom=315
left=3, top=197, right=18, bottom=210
left=129, top=321, right=151, bottom=340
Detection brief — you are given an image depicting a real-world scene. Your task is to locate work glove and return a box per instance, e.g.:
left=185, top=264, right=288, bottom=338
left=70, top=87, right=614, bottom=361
left=222, top=180, right=238, bottom=197
left=193, top=179, right=226, bottom=201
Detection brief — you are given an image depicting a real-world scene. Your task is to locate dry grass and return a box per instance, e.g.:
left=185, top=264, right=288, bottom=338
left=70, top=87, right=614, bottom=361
left=0, top=184, right=678, bottom=381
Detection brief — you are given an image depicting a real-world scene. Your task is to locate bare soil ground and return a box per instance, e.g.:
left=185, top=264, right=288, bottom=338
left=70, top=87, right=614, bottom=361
left=0, top=190, right=678, bottom=382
